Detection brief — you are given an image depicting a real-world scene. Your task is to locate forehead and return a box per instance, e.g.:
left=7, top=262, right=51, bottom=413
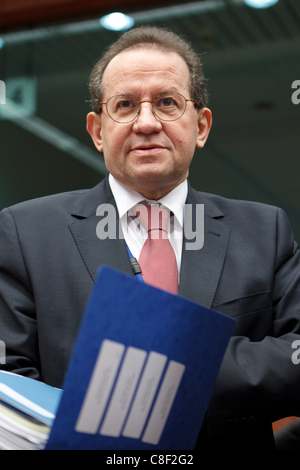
left=102, top=48, right=190, bottom=97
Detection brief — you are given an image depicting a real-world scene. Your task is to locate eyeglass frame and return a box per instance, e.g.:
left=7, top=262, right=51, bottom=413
left=98, top=91, right=199, bottom=124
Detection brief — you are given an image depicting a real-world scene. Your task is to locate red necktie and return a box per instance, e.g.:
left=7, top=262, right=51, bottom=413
left=136, top=204, right=178, bottom=295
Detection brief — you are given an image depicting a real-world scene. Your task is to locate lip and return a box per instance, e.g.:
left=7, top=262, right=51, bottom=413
left=130, top=144, right=166, bottom=155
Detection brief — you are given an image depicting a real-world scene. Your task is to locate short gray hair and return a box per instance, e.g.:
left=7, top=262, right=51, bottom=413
left=89, top=25, right=208, bottom=113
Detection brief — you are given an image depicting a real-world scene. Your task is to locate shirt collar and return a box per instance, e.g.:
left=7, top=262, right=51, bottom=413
left=108, top=173, right=187, bottom=228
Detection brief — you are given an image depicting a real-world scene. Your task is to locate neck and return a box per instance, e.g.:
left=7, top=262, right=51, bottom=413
left=139, top=187, right=175, bottom=201
left=116, top=176, right=188, bottom=201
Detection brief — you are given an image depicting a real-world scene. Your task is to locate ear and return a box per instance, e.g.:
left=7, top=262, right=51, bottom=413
left=86, top=112, right=103, bottom=152
left=196, top=108, right=212, bottom=149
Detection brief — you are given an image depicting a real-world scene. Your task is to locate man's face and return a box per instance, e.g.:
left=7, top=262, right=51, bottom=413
left=87, top=48, right=212, bottom=199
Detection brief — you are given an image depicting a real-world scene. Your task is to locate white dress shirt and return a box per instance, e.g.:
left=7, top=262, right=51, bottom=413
left=108, top=173, right=188, bottom=275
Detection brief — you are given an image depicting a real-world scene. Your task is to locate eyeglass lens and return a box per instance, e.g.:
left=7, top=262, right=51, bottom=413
left=106, top=92, right=187, bottom=123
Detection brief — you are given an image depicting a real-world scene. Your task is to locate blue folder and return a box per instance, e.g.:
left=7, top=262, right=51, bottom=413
left=0, top=370, right=62, bottom=427
left=46, top=266, right=235, bottom=450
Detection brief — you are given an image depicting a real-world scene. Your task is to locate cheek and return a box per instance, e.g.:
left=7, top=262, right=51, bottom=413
left=101, top=125, right=123, bottom=157
left=170, top=120, right=199, bottom=149
left=172, top=132, right=197, bottom=159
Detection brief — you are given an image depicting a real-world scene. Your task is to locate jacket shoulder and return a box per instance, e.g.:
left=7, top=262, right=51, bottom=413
left=1, top=177, right=110, bottom=220
left=0, top=190, right=88, bottom=222
left=190, top=188, right=280, bottom=217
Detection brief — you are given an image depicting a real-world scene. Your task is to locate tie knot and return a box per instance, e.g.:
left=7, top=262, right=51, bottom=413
left=135, top=204, right=170, bottom=238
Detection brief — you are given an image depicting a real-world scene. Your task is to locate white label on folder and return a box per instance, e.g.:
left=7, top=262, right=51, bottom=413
left=75, top=339, right=125, bottom=434
left=99, top=346, right=147, bottom=437
left=122, top=351, right=167, bottom=439
left=142, top=360, right=185, bottom=445
left=75, top=340, right=186, bottom=445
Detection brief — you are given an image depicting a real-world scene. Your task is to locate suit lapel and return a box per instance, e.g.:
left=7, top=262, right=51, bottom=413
left=179, top=187, right=231, bottom=308
left=69, top=177, right=133, bottom=282
left=69, top=177, right=231, bottom=306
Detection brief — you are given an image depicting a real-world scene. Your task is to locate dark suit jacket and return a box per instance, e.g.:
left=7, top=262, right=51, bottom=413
left=1, top=175, right=300, bottom=449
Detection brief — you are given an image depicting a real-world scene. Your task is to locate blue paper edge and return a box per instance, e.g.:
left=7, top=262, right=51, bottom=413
left=0, top=370, right=62, bottom=426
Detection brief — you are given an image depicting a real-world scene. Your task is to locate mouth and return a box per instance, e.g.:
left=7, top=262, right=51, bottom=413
left=130, top=144, right=166, bottom=155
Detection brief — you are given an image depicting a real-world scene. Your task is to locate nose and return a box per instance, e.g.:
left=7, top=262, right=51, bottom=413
left=132, top=102, right=162, bottom=134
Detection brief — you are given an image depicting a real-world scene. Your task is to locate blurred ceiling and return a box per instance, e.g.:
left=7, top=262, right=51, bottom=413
left=1, top=0, right=300, bottom=240
left=0, top=0, right=185, bottom=30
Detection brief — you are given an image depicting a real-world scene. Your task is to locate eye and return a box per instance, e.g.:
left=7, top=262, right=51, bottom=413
left=109, top=95, right=138, bottom=115
left=117, top=99, right=136, bottom=109
left=157, top=96, right=177, bottom=108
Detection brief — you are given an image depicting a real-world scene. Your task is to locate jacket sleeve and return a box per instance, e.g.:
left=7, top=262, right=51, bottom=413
left=206, top=207, right=300, bottom=436
left=0, top=207, right=41, bottom=380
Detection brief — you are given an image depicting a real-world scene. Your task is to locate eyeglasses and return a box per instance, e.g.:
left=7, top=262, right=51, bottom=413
left=99, top=92, right=197, bottom=123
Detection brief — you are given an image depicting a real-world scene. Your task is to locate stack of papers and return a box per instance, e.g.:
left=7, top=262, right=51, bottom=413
left=0, top=371, right=62, bottom=450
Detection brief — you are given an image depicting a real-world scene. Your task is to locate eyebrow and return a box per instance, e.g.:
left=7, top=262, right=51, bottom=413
left=109, top=88, right=184, bottom=98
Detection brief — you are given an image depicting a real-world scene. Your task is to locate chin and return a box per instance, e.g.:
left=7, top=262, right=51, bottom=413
left=133, top=171, right=183, bottom=197
left=134, top=169, right=169, bottom=186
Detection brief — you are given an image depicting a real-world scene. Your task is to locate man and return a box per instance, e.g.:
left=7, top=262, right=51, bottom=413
left=0, top=26, right=300, bottom=450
